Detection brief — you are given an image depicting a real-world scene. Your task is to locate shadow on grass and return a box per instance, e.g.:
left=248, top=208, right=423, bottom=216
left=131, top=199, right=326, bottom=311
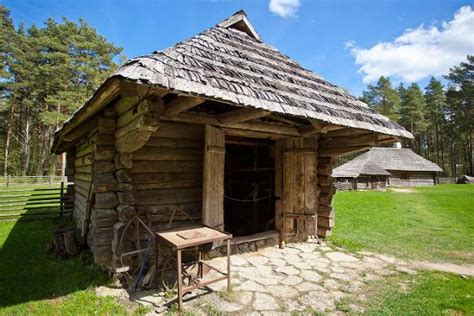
left=0, top=216, right=109, bottom=308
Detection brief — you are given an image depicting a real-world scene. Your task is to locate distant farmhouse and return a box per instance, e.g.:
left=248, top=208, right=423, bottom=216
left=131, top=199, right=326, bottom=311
left=332, top=146, right=443, bottom=190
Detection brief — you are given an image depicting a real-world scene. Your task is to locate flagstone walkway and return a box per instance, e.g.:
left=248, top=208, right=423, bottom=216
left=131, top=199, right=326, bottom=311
left=132, top=240, right=421, bottom=314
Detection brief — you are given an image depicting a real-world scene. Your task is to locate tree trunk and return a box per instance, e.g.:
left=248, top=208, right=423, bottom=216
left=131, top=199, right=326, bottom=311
left=4, top=102, right=15, bottom=176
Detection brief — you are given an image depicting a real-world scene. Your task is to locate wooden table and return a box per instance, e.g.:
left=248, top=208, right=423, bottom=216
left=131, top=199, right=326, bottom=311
left=155, top=226, right=232, bottom=310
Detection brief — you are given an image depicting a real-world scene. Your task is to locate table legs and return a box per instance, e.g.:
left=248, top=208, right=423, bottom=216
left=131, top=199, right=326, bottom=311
left=226, top=239, right=231, bottom=292
left=176, top=249, right=183, bottom=310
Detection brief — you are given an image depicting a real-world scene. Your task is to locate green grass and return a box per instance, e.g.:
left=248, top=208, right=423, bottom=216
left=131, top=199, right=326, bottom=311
left=345, top=271, right=474, bottom=315
left=0, top=219, right=141, bottom=315
left=330, top=184, right=474, bottom=264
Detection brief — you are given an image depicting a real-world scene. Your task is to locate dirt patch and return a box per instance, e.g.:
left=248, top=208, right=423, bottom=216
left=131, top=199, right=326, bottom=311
left=390, top=188, right=414, bottom=193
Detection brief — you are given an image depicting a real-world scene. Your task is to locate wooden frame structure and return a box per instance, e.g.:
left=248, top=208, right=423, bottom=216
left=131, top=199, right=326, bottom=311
left=52, top=10, right=412, bottom=270
left=156, top=226, right=232, bottom=310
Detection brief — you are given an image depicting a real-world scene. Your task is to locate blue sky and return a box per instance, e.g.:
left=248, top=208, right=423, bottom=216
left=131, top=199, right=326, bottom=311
left=2, top=0, right=473, bottom=96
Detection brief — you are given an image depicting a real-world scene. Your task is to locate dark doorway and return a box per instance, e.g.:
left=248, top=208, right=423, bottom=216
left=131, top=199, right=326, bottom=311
left=224, top=137, right=275, bottom=237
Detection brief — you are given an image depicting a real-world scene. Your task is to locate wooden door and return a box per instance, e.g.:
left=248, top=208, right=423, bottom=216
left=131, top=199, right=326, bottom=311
left=282, top=147, right=317, bottom=240
left=202, top=125, right=225, bottom=230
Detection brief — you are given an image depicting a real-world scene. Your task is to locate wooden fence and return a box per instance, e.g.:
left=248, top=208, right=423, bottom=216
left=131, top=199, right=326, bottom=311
left=0, top=182, right=73, bottom=221
left=0, top=175, right=65, bottom=186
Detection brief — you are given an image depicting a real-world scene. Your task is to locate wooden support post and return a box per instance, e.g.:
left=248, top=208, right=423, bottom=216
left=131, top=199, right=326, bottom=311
left=227, top=238, right=231, bottom=292
left=177, top=249, right=183, bottom=311
left=60, top=181, right=65, bottom=218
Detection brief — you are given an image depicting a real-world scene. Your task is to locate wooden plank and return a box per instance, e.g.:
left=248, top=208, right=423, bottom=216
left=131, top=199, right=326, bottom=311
left=202, top=125, right=225, bottom=230
left=161, top=113, right=299, bottom=136
left=217, top=108, right=269, bottom=125
left=163, top=96, right=205, bottom=116
left=135, top=188, right=202, bottom=206
left=131, top=161, right=202, bottom=173
left=132, top=147, right=202, bottom=161
left=153, top=121, right=204, bottom=140
left=304, top=152, right=317, bottom=236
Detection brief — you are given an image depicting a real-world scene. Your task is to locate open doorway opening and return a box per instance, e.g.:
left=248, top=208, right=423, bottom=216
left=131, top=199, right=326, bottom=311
left=224, top=137, right=275, bottom=237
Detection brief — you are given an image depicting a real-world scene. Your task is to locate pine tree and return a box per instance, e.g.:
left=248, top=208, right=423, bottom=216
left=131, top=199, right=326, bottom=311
left=0, top=4, right=123, bottom=175
left=399, top=83, right=426, bottom=153
left=444, top=55, right=473, bottom=175
left=424, top=77, right=446, bottom=168
left=361, top=76, right=400, bottom=121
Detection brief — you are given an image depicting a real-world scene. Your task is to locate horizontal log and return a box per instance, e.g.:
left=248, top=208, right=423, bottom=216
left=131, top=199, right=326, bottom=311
left=132, top=147, right=202, bottom=161
left=161, top=113, right=299, bottom=136
left=163, top=96, right=205, bottom=116
left=96, top=134, right=115, bottom=146
left=146, top=137, right=202, bottom=149
left=95, top=161, right=115, bottom=174
left=132, top=172, right=201, bottom=183
left=319, top=134, right=378, bottom=148
left=135, top=203, right=201, bottom=217
left=134, top=188, right=202, bottom=206
left=117, top=99, right=154, bottom=129
left=75, top=154, right=93, bottom=167
left=114, top=96, right=143, bottom=116
left=131, top=161, right=202, bottom=173
left=152, top=121, right=203, bottom=140
left=95, top=173, right=118, bottom=193
left=217, top=108, right=269, bottom=125
left=115, top=111, right=159, bottom=140
left=75, top=166, right=92, bottom=174
left=98, top=117, right=116, bottom=135
left=96, top=192, right=119, bottom=209
left=115, top=154, right=133, bottom=169
left=319, top=146, right=370, bottom=157
left=63, top=117, right=98, bottom=143
left=75, top=173, right=92, bottom=182
left=134, top=179, right=201, bottom=191
left=76, top=143, right=94, bottom=159
left=115, top=128, right=158, bottom=154
left=95, top=145, right=116, bottom=161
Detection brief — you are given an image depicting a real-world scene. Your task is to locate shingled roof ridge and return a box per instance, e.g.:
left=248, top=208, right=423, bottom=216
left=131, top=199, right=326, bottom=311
left=217, top=9, right=262, bottom=42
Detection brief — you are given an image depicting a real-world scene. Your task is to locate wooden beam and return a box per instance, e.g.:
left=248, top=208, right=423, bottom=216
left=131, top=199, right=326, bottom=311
left=217, top=108, right=269, bottom=124
left=161, top=112, right=300, bottom=136
left=163, top=96, right=205, bottom=116
left=323, top=128, right=370, bottom=138
left=319, top=145, right=370, bottom=158
left=319, top=134, right=378, bottom=148
left=63, top=117, right=98, bottom=142
left=299, top=119, right=345, bottom=136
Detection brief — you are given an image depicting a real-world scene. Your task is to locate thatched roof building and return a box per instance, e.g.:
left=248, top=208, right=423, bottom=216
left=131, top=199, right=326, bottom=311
left=52, top=11, right=411, bottom=269
left=333, top=147, right=442, bottom=189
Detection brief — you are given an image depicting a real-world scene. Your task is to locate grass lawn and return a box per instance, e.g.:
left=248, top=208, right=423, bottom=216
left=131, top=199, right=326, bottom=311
left=330, top=184, right=474, bottom=264
left=338, top=271, right=474, bottom=315
left=0, top=219, right=146, bottom=315
left=331, top=184, right=474, bottom=315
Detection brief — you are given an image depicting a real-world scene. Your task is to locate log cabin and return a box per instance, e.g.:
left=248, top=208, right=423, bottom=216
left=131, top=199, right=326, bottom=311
left=333, top=146, right=443, bottom=189
left=52, top=10, right=412, bottom=269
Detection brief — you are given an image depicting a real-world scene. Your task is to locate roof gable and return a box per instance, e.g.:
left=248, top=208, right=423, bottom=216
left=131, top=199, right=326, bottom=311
left=218, top=10, right=262, bottom=42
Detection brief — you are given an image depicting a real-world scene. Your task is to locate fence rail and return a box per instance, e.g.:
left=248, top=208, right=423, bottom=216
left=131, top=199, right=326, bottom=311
left=0, top=182, right=73, bottom=221
left=0, top=175, right=66, bottom=186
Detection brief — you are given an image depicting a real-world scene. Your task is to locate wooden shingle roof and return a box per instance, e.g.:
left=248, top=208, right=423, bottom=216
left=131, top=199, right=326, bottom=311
left=56, top=10, right=412, bottom=139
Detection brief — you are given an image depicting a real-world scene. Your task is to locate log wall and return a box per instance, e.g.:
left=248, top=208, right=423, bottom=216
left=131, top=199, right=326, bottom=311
left=91, top=111, right=118, bottom=267
left=389, top=171, right=436, bottom=186
left=73, top=129, right=96, bottom=231
left=131, top=121, right=204, bottom=229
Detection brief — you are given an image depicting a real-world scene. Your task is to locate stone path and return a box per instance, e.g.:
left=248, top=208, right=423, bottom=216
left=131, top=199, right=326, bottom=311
left=133, top=241, right=421, bottom=314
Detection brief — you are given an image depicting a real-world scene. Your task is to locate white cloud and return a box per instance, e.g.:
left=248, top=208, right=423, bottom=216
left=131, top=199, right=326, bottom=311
left=269, top=0, right=300, bottom=18
left=348, top=6, right=474, bottom=84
